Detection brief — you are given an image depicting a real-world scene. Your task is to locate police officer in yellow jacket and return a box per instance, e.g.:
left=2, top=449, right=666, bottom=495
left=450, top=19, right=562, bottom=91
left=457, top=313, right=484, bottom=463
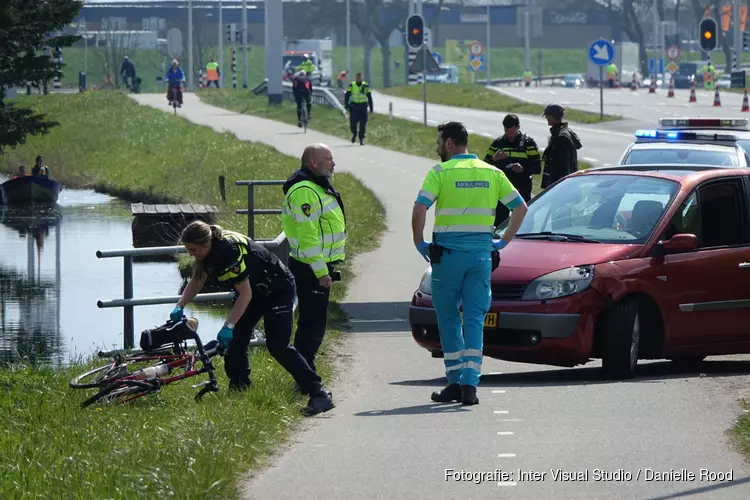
left=344, top=72, right=374, bottom=145
left=281, top=143, right=346, bottom=389
left=412, top=122, right=528, bottom=405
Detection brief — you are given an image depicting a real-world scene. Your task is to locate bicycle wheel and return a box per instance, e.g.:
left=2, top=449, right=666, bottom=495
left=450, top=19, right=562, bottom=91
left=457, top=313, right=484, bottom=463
left=70, top=361, right=132, bottom=389
left=71, top=346, right=185, bottom=389
left=81, top=380, right=159, bottom=408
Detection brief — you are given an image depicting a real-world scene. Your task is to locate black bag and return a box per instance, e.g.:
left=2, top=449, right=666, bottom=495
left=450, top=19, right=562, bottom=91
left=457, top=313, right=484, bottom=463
left=491, top=249, right=501, bottom=271
left=139, top=318, right=199, bottom=352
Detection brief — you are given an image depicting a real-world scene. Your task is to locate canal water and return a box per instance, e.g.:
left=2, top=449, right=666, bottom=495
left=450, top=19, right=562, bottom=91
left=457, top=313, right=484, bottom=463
left=0, top=179, right=227, bottom=365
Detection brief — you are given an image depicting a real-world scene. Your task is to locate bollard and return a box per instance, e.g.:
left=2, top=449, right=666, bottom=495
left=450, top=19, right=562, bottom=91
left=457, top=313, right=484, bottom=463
left=79, top=72, right=87, bottom=92
left=389, top=101, right=393, bottom=120
left=218, top=175, right=226, bottom=201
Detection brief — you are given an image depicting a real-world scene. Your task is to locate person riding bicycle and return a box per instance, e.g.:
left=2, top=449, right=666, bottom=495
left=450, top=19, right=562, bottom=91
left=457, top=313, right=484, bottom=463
left=165, top=59, right=185, bottom=108
left=292, top=70, right=313, bottom=127
left=170, top=221, right=335, bottom=416
left=295, top=54, right=316, bottom=76
left=120, top=56, right=136, bottom=90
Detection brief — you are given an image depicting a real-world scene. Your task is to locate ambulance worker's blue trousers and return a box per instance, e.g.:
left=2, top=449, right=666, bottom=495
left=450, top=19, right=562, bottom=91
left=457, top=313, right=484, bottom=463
left=431, top=249, right=492, bottom=387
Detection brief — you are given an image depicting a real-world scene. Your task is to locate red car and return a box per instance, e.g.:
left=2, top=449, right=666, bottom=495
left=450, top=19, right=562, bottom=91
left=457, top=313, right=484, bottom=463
left=409, top=164, right=750, bottom=379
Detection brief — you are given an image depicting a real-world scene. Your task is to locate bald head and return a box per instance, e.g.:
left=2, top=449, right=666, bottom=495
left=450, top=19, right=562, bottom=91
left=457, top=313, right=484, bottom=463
left=302, top=143, right=335, bottom=178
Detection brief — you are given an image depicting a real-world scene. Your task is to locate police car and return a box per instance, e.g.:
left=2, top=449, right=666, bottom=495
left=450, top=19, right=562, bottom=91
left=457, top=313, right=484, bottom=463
left=618, top=117, right=750, bottom=168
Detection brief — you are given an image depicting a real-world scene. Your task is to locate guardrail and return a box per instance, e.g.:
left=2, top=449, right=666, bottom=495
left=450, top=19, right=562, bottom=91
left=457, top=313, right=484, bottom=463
left=97, top=179, right=291, bottom=349
left=252, top=79, right=347, bottom=115
left=476, top=74, right=566, bottom=86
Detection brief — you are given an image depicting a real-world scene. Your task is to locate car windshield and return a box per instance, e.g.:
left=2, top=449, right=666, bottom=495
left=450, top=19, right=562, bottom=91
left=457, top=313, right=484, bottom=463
left=497, top=174, right=680, bottom=244
left=623, top=147, right=739, bottom=167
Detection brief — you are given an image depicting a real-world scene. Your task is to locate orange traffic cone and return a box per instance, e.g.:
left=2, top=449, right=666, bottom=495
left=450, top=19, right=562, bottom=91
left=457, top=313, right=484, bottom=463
left=631, top=75, right=637, bottom=91
left=689, top=80, right=697, bottom=103
left=713, top=87, right=721, bottom=107
left=667, top=78, right=674, bottom=98
left=742, top=89, right=749, bottom=112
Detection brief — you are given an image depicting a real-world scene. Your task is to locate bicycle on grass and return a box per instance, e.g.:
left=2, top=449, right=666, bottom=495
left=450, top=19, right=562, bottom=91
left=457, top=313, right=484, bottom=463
left=70, top=317, right=225, bottom=407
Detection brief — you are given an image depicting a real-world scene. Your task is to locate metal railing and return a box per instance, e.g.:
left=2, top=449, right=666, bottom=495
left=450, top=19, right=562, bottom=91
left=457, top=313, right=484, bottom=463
left=235, top=179, right=286, bottom=241
left=97, top=179, right=290, bottom=349
left=476, top=74, right=566, bottom=86
left=252, top=79, right=347, bottom=115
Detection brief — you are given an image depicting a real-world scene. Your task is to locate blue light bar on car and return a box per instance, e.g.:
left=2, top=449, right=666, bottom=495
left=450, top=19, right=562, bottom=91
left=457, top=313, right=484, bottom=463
left=634, top=129, right=738, bottom=141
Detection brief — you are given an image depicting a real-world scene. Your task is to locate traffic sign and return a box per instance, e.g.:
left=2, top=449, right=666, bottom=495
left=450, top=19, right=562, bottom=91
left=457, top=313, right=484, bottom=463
left=469, top=54, right=484, bottom=72
left=469, top=41, right=484, bottom=57
left=588, top=39, right=614, bottom=66
left=167, top=28, right=183, bottom=58
left=432, top=52, right=442, bottom=65
left=666, top=45, right=680, bottom=60
left=649, top=58, right=664, bottom=75
left=665, top=60, right=679, bottom=74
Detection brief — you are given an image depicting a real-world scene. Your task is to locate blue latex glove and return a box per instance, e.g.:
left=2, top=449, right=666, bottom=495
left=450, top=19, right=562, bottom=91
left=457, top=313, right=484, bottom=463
left=492, top=239, right=508, bottom=251
left=170, top=306, right=184, bottom=322
left=217, top=326, right=234, bottom=349
left=415, top=241, right=431, bottom=262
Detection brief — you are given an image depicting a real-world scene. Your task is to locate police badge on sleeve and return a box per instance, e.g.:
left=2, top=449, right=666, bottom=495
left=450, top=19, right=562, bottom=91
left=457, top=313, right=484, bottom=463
left=301, top=203, right=311, bottom=217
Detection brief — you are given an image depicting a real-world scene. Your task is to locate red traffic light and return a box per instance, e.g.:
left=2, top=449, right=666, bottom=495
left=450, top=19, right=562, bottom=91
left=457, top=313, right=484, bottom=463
left=406, top=14, right=424, bottom=48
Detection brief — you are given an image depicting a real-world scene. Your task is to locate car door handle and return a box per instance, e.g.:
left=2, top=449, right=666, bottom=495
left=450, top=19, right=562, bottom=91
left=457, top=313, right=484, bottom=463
left=739, top=263, right=750, bottom=268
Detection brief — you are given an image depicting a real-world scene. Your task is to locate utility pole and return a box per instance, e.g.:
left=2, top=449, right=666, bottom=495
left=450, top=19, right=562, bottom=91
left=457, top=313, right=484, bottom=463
left=218, top=0, right=224, bottom=88
left=734, top=0, right=742, bottom=70
left=242, top=0, right=248, bottom=88
left=346, top=0, right=351, bottom=72
left=265, top=0, right=283, bottom=104
left=188, top=0, right=193, bottom=91
left=652, top=0, right=658, bottom=81
left=524, top=8, right=530, bottom=72
left=486, top=4, right=491, bottom=83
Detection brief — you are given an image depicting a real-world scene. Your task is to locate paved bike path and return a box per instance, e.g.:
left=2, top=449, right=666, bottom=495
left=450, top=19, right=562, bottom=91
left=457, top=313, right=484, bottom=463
left=132, top=93, right=750, bottom=500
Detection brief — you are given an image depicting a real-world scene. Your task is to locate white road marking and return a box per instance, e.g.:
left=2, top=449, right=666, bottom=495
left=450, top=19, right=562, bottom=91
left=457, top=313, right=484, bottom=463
left=497, top=431, right=514, bottom=435
left=493, top=410, right=509, bottom=414
left=408, top=115, right=420, bottom=120
left=497, top=453, right=516, bottom=458
left=582, top=157, right=598, bottom=162
left=491, top=390, right=506, bottom=394
left=496, top=418, right=524, bottom=422
left=498, top=481, right=518, bottom=487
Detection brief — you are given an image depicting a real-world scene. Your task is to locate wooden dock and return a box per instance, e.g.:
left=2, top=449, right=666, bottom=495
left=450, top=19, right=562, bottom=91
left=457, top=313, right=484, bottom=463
left=131, top=203, right=218, bottom=216
left=131, top=203, right=219, bottom=248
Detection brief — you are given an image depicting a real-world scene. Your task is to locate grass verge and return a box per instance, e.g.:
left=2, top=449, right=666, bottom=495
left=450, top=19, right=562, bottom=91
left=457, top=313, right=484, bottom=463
left=0, top=91, right=385, bottom=498
left=197, top=89, right=590, bottom=195
left=731, top=400, right=750, bottom=460
left=378, top=83, right=621, bottom=124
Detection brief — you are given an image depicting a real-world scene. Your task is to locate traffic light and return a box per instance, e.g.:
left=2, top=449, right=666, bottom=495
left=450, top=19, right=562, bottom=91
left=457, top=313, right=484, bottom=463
left=225, top=23, right=235, bottom=44
left=406, top=14, right=424, bottom=48
left=699, top=17, right=717, bottom=52
left=744, top=31, right=750, bottom=51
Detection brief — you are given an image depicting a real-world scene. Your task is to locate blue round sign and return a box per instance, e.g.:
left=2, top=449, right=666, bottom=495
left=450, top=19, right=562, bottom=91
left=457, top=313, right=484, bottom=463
left=588, top=39, right=614, bottom=66
left=432, top=52, right=442, bottom=65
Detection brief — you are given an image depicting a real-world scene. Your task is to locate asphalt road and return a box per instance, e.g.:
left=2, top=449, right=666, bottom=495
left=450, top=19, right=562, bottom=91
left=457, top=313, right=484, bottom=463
left=370, top=90, right=644, bottom=168
left=492, top=85, right=750, bottom=125
left=133, top=93, right=750, bottom=500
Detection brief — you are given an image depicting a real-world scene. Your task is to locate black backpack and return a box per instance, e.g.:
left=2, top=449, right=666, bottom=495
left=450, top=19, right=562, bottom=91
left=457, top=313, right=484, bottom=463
left=139, top=318, right=199, bottom=352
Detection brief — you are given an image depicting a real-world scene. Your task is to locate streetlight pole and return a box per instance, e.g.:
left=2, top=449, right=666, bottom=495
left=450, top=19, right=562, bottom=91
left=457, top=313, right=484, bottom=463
left=346, top=0, right=351, bottom=72
left=188, top=0, right=193, bottom=91
left=242, top=0, right=248, bottom=88
left=218, top=0, right=224, bottom=88
left=486, top=4, right=491, bottom=84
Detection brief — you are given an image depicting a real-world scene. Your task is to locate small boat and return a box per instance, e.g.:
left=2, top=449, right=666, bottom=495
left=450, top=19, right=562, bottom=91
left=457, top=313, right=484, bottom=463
left=0, top=176, right=62, bottom=204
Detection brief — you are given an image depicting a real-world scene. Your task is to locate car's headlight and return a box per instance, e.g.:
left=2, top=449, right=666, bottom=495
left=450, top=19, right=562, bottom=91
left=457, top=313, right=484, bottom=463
left=418, top=267, right=432, bottom=295
left=522, top=265, right=594, bottom=301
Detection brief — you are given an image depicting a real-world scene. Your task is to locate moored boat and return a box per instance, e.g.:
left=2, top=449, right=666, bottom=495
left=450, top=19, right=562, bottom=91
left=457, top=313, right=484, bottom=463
left=0, top=176, right=62, bottom=204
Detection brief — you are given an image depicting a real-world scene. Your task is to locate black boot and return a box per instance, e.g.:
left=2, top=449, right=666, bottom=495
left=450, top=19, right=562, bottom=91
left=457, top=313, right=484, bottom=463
left=301, top=388, right=334, bottom=416
left=351, top=133, right=356, bottom=143
left=431, top=383, right=461, bottom=403
left=461, top=385, right=479, bottom=406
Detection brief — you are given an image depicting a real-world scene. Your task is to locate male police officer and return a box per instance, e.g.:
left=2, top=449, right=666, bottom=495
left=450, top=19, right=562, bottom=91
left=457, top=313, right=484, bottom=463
left=281, top=143, right=346, bottom=388
left=483, top=113, right=541, bottom=226
left=344, top=72, right=374, bottom=145
left=412, top=122, right=528, bottom=405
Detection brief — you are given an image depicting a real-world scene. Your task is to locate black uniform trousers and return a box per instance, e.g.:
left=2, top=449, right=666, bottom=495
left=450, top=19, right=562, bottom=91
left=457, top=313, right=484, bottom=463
left=295, top=93, right=312, bottom=121
left=288, top=257, right=333, bottom=373
left=349, top=104, right=368, bottom=140
left=495, top=176, right=532, bottom=227
left=224, top=283, right=323, bottom=395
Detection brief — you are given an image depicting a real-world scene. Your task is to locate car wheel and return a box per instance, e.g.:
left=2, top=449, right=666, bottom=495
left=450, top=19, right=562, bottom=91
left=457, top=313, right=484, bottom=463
left=600, top=299, right=641, bottom=379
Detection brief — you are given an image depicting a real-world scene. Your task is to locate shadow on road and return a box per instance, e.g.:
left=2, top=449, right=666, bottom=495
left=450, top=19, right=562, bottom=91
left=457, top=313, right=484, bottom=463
left=644, top=474, right=750, bottom=499
left=354, top=402, right=471, bottom=417
left=390, top=359, right=750, bottom=388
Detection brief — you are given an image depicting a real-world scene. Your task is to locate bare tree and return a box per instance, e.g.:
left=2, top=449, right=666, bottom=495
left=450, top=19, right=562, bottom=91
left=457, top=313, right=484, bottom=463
left=96, top=27, right=142, bottom=89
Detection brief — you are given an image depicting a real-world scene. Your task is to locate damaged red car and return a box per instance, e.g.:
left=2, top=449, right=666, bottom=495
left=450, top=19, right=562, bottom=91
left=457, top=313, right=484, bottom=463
left=409, top=165, right=750, bottom=378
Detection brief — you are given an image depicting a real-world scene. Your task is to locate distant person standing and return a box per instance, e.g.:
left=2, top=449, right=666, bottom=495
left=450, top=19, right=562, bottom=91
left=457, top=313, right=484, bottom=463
left=120, top=56, right=136, bottom=90
left=483, top=114, right=541, bottom=226
left=540, top=104, right=582, bottom=189
left=344, top=73, right=373, bottom=145
left=204, top=58, right=220, bottom=88
left=337, top=70, right=348, bottom=89
left=31, top=155, right=48, bottom=177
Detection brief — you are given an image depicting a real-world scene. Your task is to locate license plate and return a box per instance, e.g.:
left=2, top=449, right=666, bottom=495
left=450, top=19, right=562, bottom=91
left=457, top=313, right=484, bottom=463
left=484, top=313, right=498, bottom=328
left=459, top=311, right=498, bottom=328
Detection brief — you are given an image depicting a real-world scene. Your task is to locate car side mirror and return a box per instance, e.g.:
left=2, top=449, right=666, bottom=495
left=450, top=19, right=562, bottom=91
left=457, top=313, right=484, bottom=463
left=660, top=233, right=698, bottom=253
